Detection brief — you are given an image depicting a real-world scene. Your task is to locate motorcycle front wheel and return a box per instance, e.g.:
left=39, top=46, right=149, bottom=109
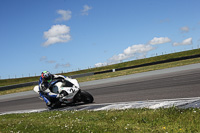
left=80, top=90, right=94, bottom=103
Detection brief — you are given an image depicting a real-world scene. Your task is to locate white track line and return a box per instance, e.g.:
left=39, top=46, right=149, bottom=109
left=1, top=97, right=200, bottom=115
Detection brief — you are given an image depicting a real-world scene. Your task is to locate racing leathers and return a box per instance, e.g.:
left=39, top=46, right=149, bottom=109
left=38, top=74, right=66, bottom=105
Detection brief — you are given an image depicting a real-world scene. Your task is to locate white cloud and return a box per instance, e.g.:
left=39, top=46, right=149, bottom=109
left=42, top=24, right=71, bottom=47
left=56, top=10, right=72, bottom=22
left=110, top=44, right=154, bottom=63
left=109, top=54, right=128, bottom=63
left=55, top=63, right=71, bottom=69
left=180, top=26, right=189, bottom=33
left=95, top=62, right=107, bottom=67
left=149, top=37, right=171, bottom=45
left=95, top=44, right=154, bottom=67
left=124, top=44, right=154, bottom=55
left=173, top=37, right=193, bottom=46
left=94, top=36, right=174, bottom=67
left=81, top=5, right=92, bottom=16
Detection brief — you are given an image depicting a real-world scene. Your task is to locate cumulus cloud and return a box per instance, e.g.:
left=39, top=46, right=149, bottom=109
left=94, top=36, right=173, bottom=67
left=81, top=5, right=92, bottom=15
left=124, top=44, right=154, bottom=55
left=148, top=37, right=171, bottom=45
left=55, top=63, right=71, bottom=69
left=110, top=44, right=154, bottom=63
left=180, top=26, right=189, bottom=33
left=95, top=62, right=108, bottom=67
left=109, top=54, right=128, bottom=63
left=56, top=9, right=72, bottom=22
left=95, top=44, right=154, bottom=67
left=42, top=24, right=71, bottom=47
left=173, top=37, right=193, bottom=46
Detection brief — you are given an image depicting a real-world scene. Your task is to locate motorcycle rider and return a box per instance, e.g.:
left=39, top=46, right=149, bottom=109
left=38, top=71, right=67, bottom=106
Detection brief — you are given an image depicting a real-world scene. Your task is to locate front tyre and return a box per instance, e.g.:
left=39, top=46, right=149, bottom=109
left=81, top=90, right=94, bottom=103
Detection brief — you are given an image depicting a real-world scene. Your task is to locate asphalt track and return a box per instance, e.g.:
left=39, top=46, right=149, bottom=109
left=0, top=63, right=200, bottom=113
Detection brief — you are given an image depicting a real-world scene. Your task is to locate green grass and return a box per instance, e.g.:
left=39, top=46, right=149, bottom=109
left=0, top=56, right=200, bottom=96
left=0, top=76, right=39, bottom=87
left=77, top=57, right=200, bottom=82
left=0, top=107, right=200, bottom=132
left=0, top=86, right=35, bottom=96
left=1, top=49, right=200, bottom=87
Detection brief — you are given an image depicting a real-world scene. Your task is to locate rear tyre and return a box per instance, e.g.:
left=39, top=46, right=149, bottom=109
left=80, top=90, right=94, bottom=103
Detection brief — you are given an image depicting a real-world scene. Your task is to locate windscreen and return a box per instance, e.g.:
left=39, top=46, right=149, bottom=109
left=61, top=80, right=74, bottom=87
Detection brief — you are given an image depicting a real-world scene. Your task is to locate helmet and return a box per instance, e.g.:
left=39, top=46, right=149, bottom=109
left=41, top=71, right=52, bottom=82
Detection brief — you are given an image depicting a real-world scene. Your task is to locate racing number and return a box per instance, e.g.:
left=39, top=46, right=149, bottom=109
left=70, top=88, right=75, bottom=93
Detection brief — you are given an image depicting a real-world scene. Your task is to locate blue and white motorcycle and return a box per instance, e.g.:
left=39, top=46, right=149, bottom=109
left=34, top=77, right=94, bottom=109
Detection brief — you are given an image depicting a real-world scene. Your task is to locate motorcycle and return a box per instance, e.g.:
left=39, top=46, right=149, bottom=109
left=33, top=77, right=94, bottom=109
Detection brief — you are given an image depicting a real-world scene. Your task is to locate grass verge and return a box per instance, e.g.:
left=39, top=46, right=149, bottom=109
left=0, top=107, right=200, bottom=132
left=1, top=57, right=199, bottom=96
left=0, top=86, right=35, bottom=96
left=77, top=57, right=200, bottom=82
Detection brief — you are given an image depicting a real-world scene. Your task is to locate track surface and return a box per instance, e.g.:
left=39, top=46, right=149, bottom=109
left=0, top=65, right=200, bottom=113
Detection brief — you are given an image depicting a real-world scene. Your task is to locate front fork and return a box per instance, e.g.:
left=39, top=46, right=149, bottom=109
left=72, top=89, right=82, bottom=103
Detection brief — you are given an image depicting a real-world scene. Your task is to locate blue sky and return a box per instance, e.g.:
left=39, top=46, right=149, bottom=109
left=0, top=0, right=200, bottom=79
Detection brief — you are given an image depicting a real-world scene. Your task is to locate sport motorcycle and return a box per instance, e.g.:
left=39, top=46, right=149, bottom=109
left=33, top=77, right=94, bottom=109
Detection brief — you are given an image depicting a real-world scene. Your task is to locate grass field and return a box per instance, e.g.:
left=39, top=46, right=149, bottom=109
left=0, top=107, right=200, bottom=132
left=0, top=56, right=200, bottom=96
